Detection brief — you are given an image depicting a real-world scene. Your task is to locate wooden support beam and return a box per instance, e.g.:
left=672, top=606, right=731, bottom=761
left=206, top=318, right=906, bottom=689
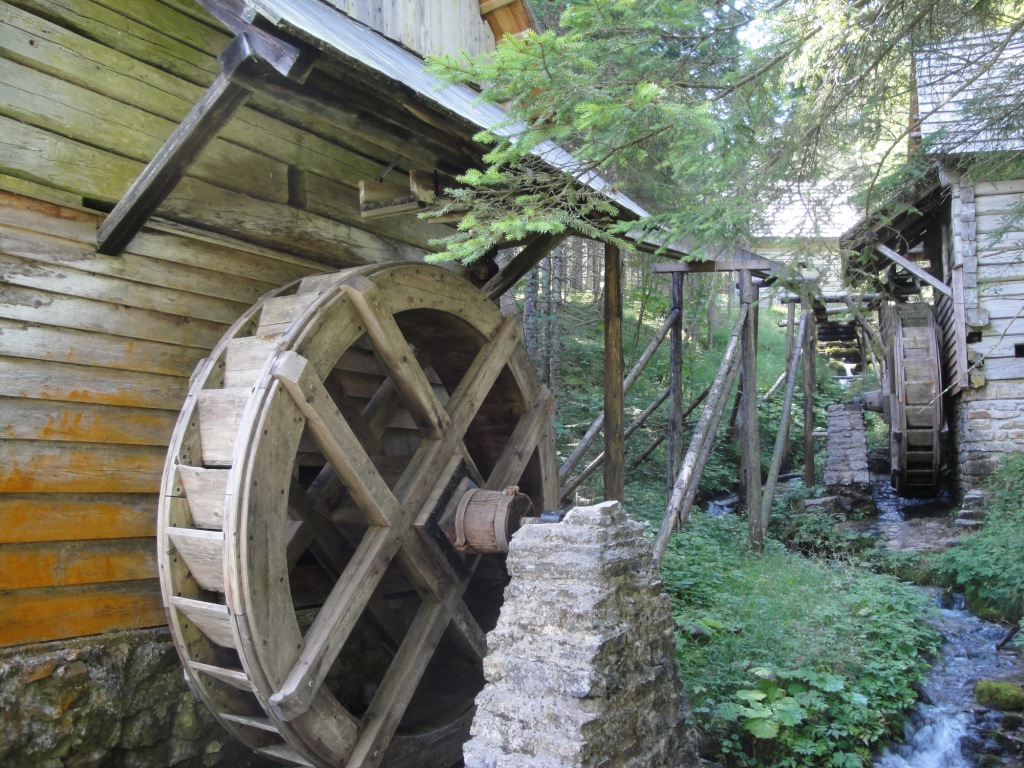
left=667, top=272, right=684, bottom=494
left=801, top=288, right=817, bottom=488
left=653, top=258, right=779, bottom=274
left=96, top=29, right=315, bottom=255
left=653, top=304, right=748, bottom=566
left=480, top=0, right=519, bottom=14
left=760, top=311, right=808, bottom=534
left=874, top=243, right=952, bottom=298
left=482, top=232, right=568, bottom=300
left=739, top=271, right=763, bottom=550
left=604, top=242, right=625, bottom=503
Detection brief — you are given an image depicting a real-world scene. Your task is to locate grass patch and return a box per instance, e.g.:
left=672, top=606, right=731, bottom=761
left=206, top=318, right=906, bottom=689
left=657, top=514, right=940, bottom=768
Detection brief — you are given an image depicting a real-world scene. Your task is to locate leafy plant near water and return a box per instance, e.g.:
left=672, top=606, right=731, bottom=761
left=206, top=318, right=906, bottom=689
left=651, top=513, right=940, bottom=768
left=937, top=452, right=1024, bottom=622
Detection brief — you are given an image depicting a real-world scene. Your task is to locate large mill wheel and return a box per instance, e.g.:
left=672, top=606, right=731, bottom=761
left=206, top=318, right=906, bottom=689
left=158, top=264, right=558, bottom=768
left=883, top=303, right=946, bottom=496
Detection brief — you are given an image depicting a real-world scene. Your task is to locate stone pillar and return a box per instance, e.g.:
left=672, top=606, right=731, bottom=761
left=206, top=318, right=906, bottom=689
left=823, top=404, right=874, bottom=513
left=464, top=501, right=697, bottom=768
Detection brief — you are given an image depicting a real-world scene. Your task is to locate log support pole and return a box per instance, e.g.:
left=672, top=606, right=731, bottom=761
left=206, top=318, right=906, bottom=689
left=739, top=270, right=763, bottom=550
left=667, top=272, right=684, bottom=494
left=604, top=243, right=625, bottom=502
left=802, top=288, right=817, bottom=487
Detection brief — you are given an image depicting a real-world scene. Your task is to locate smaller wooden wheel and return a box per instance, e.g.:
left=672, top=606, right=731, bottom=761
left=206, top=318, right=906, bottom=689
left=885, top=303, right=946, bottom=496
left=158, top=264, right=558, bottom=768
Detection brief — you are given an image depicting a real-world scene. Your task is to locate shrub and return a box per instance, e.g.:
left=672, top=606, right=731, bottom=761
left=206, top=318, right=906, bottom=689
left=937, top=452, right=1024, bottom=621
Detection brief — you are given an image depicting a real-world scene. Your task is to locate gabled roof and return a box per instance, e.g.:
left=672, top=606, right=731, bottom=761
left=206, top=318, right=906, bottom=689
left=915, top=28, right=1024, bottom=154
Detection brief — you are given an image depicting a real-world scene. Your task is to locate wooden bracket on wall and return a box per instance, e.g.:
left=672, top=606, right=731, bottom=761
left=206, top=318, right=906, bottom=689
left=358, top=171, right=463, bottom=219
left=96, top=27, right=317, bottom=255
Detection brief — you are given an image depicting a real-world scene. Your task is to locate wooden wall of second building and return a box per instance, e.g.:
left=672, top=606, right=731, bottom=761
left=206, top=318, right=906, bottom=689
left=0, top=189, right=335, bottom=647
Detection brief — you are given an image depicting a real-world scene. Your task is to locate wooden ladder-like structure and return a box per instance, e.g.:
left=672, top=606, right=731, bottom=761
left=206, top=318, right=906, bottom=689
left=158, top=263, right=557, bottom=768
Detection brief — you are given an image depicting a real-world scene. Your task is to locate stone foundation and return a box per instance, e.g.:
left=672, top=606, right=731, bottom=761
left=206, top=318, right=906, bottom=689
left=0, top=628, right=271, bottom=768
left=953, top=394, right=1024, bottom=494
left=823, top=404, right=873, bottom=512
left=464, top=500, right=698, bottom=768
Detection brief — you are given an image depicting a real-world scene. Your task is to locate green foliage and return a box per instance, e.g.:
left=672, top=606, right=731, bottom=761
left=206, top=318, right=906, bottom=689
left=937, top=452, right=1024, bottom=622
left=659, top=514, right=941, bottom=767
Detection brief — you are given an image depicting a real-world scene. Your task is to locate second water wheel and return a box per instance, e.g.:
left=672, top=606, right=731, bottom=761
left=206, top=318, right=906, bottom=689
left=880, top=303, right=946, bottom=496
left=158, top=263, right=558, bottom=767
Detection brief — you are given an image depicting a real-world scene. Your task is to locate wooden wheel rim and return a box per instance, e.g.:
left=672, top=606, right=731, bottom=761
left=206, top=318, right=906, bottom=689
left=159, top=264, right=557, bottom=768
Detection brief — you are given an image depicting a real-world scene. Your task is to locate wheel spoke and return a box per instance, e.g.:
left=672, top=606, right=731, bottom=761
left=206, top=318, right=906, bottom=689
left=346, top=585, right=466, bottom=768
left=274, top=350, right=402, bottom=528
left=269, top=526, right=401, bottom=721
left=486, top=385, right=554, bottom=490
left=450, top=601, right=488, bottom=662
left=341, top=277, right=450, bottom=439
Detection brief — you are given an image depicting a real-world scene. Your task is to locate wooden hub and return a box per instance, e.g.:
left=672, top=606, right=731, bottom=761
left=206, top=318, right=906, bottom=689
left=158, top=264, right=557, bottom=767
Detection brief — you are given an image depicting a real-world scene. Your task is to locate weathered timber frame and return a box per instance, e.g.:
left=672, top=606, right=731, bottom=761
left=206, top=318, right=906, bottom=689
left=97, top=26, right=317, bottom=255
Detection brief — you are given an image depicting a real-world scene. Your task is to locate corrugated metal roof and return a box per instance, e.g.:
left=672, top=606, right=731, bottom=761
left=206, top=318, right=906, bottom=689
left=248, top=0, right=651, bottom=222
left=915, top=28, right=1024, bottom=154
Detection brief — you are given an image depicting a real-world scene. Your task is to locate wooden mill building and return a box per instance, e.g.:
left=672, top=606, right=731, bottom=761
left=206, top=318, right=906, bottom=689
left=0, top=0, right=681, bottom=765
left=842, top=29, right=1024, bottom=494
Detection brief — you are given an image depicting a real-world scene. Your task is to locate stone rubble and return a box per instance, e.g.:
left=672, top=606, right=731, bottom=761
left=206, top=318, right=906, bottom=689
left=464, top=500, right=698, bottom=768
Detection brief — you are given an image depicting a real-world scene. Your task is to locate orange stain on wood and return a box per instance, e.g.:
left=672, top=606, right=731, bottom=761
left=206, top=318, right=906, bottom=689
left=0, top=495, right=157, bottom=543
left=0, top=542, right=157, bottom=590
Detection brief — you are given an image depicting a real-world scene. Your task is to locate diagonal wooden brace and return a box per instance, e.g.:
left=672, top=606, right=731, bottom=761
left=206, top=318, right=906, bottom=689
left=96, top=29, right=316, bottom=255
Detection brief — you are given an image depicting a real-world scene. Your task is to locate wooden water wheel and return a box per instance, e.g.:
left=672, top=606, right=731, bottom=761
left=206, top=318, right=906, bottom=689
left=882, top=303, right=946, bottom=496
left=158, top=263, right=558, bottom=768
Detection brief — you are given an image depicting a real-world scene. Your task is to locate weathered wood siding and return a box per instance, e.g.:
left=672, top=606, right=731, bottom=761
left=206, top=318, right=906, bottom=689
left=0, top=190, right=333, bottom=647
left=319, top=0, right=497, bottom=58
left=952, top=177, right=1024, bottom=489
left=0, top=0, right=455, bottom=262
left=0, top=0, right=486, bottom=648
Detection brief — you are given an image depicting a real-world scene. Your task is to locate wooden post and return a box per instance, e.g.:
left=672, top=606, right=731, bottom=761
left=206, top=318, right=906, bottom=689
left=760, top=311, right=808, bottom=533
left=653, top=304, right=748, bottom=566
left=802, top=288, right=817, bottom=487
left=739, top=271, right=763, bottom=550
left=668, top=272, right=684, bottom=495
left=604, top=243, right=625, bottom=503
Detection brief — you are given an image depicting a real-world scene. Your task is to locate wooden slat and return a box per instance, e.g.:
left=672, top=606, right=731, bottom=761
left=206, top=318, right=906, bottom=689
left=170, top=595, right=235, bottom=647
left=256, top=744, right=315, bottom=767
left=0, top=285, right=227, bottom=349
left=0, top=356, right=188, bottom=410
left=0, top=440, right=164, bottom=493
left=177, top=466, right=230, bottom=529
left=220, top=713, right=280, bottom=733
left=0, top=538, right=156, bottom=589
left=0, top=221, right=275, bottom=306
left=0, top=318, right=205, bottom=378
left=223, top=335, right=280, bottom=388
left=0, top=249, right=248, bottom=324
left=0, top=579, right=164, bottom=647
left=164, top=528, right=225, bottom=593
left=197, top=388, right=251, bottom=466
left=0, top=493, right=156, bottom=543
left=1, top=397, right=176, bottom=445
left=188, top=660, right=255, bottom=692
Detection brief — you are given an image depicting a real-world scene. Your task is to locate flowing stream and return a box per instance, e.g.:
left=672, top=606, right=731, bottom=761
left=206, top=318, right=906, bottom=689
left=864, top=470, right=1023, bottom=767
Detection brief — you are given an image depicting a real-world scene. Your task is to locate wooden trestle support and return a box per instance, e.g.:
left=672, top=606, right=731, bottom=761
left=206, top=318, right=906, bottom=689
left=158, top=263, right=558, bottom=767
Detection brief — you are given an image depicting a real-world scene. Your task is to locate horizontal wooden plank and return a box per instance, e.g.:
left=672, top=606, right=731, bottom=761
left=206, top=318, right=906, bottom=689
left=0, top=439, right=166, bottom=493
left=0, top=284, right=227, bottom=349
left=976, top=212, right=1023, bottom=235
left=975, top=357, right=1024, bottom=382
left=0, top=538, right=156, bottom=589
left=0, top=318, right=204, bottom=377
left=0, top=221, right=275, bottom=307
left=975, top=179, right=1024, bottom=196
left=978, top=260, right=1024, bottom=284
left=0, top=578, right=164, bottom=647
left=0, top=55, right=288, bottom=203
left=0, top=493, right=156, bottom=543
left=974, top=192, right=1024, bottom=216
left=0, top=113, right=422, bottom=265
left=0, top=356, right=188, bottom=409
left=0, top=189, right=323, bottom=287
left=0, top=242, right=250, bottom=325
left=1, top=396, right=178, bottom=445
